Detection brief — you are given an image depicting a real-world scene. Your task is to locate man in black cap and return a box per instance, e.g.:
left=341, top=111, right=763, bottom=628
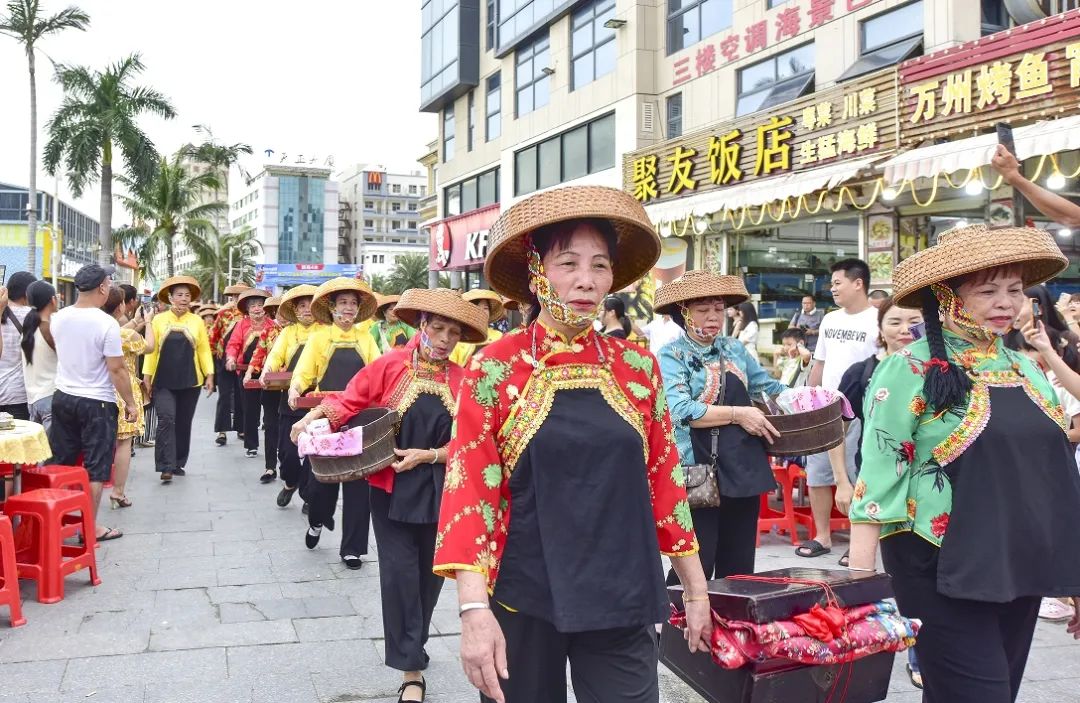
left=49, top=264, right=137, bottom=542
left=0, top=271, right=38, bottom=420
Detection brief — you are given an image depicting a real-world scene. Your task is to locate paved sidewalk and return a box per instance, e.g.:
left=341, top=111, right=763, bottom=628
left=0, top=399, right=1076, bottom=702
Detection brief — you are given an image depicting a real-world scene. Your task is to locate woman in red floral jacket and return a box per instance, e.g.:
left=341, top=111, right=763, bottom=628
left=433, top=186, right=712, bottom=703
left=289, top=287, right=488, bottom=703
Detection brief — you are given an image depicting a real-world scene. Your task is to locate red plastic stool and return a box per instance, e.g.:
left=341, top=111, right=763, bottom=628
left=0, top=515, right=25, bottom=626
left=21, top=465, right=91, bottom=539
left=3, top=488, right=101, bottom=604
left=757, top=463, right=806, bottom=546
left=791, top=468, right=852, bottom=538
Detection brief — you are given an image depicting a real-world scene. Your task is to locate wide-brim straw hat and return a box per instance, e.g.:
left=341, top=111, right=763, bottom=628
left=311, top=277, right=378, bottom=325
left=264, top=296, right=282, bottom=314
left=224, top=284, right=251, bottom=296
left=394, top=288, right=489, bottom=344
left=484, top=186, right=661, bottom=304
left=158, top=275, right=202, bottom=303
left=893, top=225, right=1069, bottom=308
left=654, top=270, right=750, bottom=316
left=198, top=304, right=219, bottom=317
left=502, top=296, right=520, bottom=312
left=236, top=288, right=272, bottom=314
left=375, top=294, right=401, bottom=320
left=462, top=289, right=505, bottom=321
left=279, top=284, right=319, bottom=324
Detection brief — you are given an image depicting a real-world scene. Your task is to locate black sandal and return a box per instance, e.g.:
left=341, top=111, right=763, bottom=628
left=838, top=550, right=850, bottom=567
left=397, top=678, right=426, bottom=703
left=795, top=539, right=831, bottom=558
left=260, top=468, right=277, bottom=483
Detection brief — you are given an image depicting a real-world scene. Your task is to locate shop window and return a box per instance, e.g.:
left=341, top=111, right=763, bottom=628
left=516, top=33, right=551, bottom=116
left=667, top=0, right=733, bottom=55
left=571, top=0, right=617, bottom=90
left=486, top=72, right=502, bottom=141
left=514, top=112, right=616, bottom=196
left=667, top=93, right=683, bottom=138
left=980, top=0, right=1010, bottom=36
left=735, top=43, right=814, bottom=117
left=839, top=1, right=923, bottom=82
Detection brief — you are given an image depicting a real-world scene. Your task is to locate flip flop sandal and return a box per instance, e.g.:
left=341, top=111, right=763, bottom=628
left=838, top=550, right=850, bottom=567
left=96, top=527, right=123, bottom=542
left=795, top=540, right=831, bottom=558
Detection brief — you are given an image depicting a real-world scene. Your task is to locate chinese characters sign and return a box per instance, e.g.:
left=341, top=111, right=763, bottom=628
left=625, top=71, right=896, bottom=205
left=671, top=0, right=882, bottom=87
left=898, top=10, right=1080, bottom=144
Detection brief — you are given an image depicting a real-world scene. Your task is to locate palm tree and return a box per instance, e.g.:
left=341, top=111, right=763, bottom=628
left=0, top=0, right=90, bottom=273
left=366, top=272, right=389, bottom=294
left=112, top=152, right=227, bottom=279
left=186, top=227, right=261, bottom=299
left=386, top=254, right=433, bottom=294
left=42, top=53, right=175, bottom=265
left=183, top=124, right=252, bottom=175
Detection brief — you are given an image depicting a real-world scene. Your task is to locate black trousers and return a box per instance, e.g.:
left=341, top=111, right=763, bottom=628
left=242, top=388, right=280, bottom=470
left=278, top=408, right=311, bottom=495
left=666, top=496, right=759, bottom=585
left=308, top=476, right=370, bottom=557
left=154, top=387, right=200, bottom=473
left=482, top=608, right=659, bottom=703
left=0, top=403, right=30, bottom=421
left=883, top=535, right=1041, bottom=703
left=214, top=359, right=239, bottom=433
left=369, top=487, right=443, bottom=671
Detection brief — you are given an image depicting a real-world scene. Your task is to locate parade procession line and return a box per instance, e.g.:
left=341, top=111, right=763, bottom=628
left=0, top=399, right=1075, bottom=702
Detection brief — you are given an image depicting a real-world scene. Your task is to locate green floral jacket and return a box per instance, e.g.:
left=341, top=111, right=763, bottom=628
left=850, top=331, right=1065, bottom=546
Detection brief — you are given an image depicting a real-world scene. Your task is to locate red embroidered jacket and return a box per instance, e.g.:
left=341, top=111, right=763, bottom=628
left=248, top=324, right=282, bottom=375
left=225, top=317, right=279, bottom=373
left=319, top=335, right=464, bottom=495
left=209, top=306, right=242, bottom=359
left=432, top=320, right=698, bottom=587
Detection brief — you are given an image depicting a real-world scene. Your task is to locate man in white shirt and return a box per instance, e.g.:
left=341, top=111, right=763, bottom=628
left=798, top=258, right=879, bottom=562
left=637, top=314, right=683, bottom=355
left=0, top=271, right=37, bottom=419
left=49, top=264, right=137, bottom=542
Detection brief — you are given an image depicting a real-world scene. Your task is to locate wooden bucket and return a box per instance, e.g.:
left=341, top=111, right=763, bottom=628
left=765, top=398, right=845, bottom=456
left=309, top=408, right=399, bottom=484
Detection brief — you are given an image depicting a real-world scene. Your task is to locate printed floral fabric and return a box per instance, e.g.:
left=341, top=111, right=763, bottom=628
left=248, top=323, right=282, bottom=375
left=226, top=317, right=279, bottom=373
left=850, top=331, right=1065, bottom=546
left=670, top=601, right=920, bottom=669
left=432, top=320, right=698, bottom=587
left=659, top=333, right=786, bottom=467
left=116, top=328, right=147, bottom=439
left=209, top=306, right=242, bottom=359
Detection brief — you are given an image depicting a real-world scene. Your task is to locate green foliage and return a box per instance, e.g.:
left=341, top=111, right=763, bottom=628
left=185, top=228, right=262, bottom=300
left=385, top=254, right=432, bottom=295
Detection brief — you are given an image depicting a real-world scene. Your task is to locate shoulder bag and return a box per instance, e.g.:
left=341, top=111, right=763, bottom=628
left=684, top=361, right=725, bottom=509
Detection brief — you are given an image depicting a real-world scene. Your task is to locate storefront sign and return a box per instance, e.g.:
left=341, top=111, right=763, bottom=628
left=899, top=10, right=1080, bottom=144
left=624, top=70, right=897, bottom=205
left=670, top=0, right=883, bottom=88
left=427, top=204, right=500, bottom=271
left=254, top=263, right=362, bottom=289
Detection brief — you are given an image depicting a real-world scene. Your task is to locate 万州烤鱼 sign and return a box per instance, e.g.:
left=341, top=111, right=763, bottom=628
left=624, top=71, right=897, bottom=205
left=898, top=10, right=1080, bottom=145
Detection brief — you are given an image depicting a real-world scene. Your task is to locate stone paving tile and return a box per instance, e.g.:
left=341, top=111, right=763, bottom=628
left=0, top=658, right=69, bottom=694
left=149, top=618, right=298, bottom=651
left=62, top=648, right=228, bottom=690
left=293, top=614, right=379, bottom=642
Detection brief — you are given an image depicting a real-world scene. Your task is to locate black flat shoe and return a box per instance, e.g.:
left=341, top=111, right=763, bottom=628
left=276, top=486, right=296, bottom=507
left=301, top=502, right=310, bottom=515
left=305, top=526, right=322, bottom=549
left=397, top=678, right=426, bottom=703
left=342, top=555, right=362, bottom=570
left=260, top=468, right=277, bottom=483
left=215, top=433, right=227, bottom=446
left=172, top=468, right=186, bottom=476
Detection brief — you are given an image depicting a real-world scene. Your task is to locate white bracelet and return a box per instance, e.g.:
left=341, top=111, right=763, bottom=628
left=459, top=601, right=491, bottom=616
left=846, top=566, right=876, bottom=572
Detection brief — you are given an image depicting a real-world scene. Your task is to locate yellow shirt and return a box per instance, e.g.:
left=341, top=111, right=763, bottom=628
left=142, top=310, right=214, bottom=383
left=265, top=322, right=323, bottom=373
left=450, top=327, right=504, bottom=366
left=290, top=323, right=381, bottom=394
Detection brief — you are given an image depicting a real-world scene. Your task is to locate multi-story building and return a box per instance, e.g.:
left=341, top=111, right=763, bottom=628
left=228, top=164, right=339, bottom=271
left=337, top=164, right=428, bottom=277
left=422, top=0, right=1080, bottom=305
left=149, top=155, right=231, bottom=281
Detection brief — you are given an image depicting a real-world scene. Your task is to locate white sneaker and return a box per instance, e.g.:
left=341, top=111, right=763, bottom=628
left=1038, top=598, right=1075, bottom=622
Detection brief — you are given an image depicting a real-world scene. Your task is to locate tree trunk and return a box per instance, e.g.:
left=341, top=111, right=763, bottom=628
left=99, top=145, right=113, bottom=266
left=26, top=48, right=38, bottom=276
left=166, top=235, right=175, bottom=277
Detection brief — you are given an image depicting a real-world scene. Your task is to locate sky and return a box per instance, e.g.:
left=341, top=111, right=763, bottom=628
left=0, top=0, right=435, bottom=224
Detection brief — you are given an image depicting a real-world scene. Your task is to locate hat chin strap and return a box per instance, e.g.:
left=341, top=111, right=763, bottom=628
left=525, top=236, right=599, bottom=328
left=680, top=305, right=719, bottom=342
left=931, top=283, right=999, bottom=342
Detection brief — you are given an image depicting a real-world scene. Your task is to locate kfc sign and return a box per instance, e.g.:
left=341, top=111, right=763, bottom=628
left=428, top=204, right=501, bottom=271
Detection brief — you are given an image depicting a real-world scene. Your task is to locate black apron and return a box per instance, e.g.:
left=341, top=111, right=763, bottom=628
left=319, top=346, right=365, bottom=392
left=935, top=385, right=1080, bottom=602
left=220, top=319, right=239, bottom=358
left=241, top=334, right=259, bottom=371
left=155, top=331, right=198, bottom=390
left=690, top=366, right=774, bottom=498
left=279, top=342, right=307, bottom=416
left=492, top=388, right=668, bottom=633
left=388, top=392, right=452, bottom=524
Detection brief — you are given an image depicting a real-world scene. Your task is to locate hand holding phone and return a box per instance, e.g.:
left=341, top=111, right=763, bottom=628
left=996, top=122, right=1016, bottom=155
left=1031, top=298, right=1043, bottom=327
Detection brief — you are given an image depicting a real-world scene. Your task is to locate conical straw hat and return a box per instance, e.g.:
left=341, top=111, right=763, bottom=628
left=462, top=289, right=505, bottom=321
left=158, top=275, right=202, bottom=303
left=280, top=284, right=319, bottom=324
left=654, top=270, right=750, bottom=316
left=394, top=288, right=489, bottom=344
left=311, top=278, right=378, bottom=325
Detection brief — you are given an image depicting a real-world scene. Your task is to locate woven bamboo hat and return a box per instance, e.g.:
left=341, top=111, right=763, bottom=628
left=311, top=277, right=378, bottom=325
left=158, top=275, right=202, bottom=303
left=236, top=287, right=272, bottom=314
left=375, top=294, right=401, bottom=321
left=197, top=304, right=219, bottom=317
left=462, top=289, right=505, bottom=321
left=264, top=296, right=282, bottom=315
left=502, top=296, right=520, bottom=312
left=484, top=186, right=661, bottom=303
left=654, top=270, right=750, bottom=316
left=394, top=288, right=489, bottom=344
left=279, top=284, right=319, bottom=324
left=224, top=283, right=251, bottom=296
left=892, top=225, right=1069, bottom=308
